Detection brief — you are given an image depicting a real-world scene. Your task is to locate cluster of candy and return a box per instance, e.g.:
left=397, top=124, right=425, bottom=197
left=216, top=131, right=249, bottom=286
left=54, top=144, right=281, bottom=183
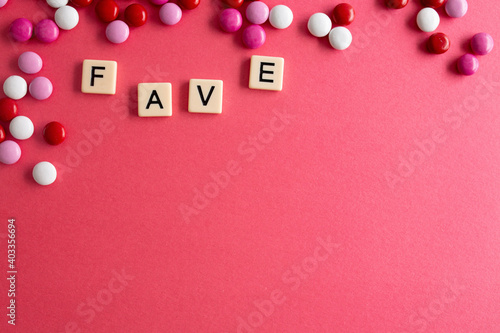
left=307, top=3, right=355, bottom=50
left=219, top=1, right=293, bottom=49
left=0, top=52, right=66, bottom=185
left=386, top=0, right=494, bottom=76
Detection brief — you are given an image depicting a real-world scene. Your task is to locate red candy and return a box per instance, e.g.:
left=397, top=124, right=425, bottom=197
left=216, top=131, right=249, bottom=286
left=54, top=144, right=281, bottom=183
left=0, top=125, right=5, bottom=144
left=421, top=0, right=445, bottom=8
left=385, top=0, right=409, bottom=9
left=223, top=0, right=243, bottom=8
left=71, top=0, right=93, bottom=6
left=95, top=0, right=119, bottom=23
left=124, top=4, right=148, bottom=27
left=427, top=33, right=451, bottom=54
left=0, top=98, right=18, bottom=122
left=179, top=0, right=200, bottom=10
left=43, top=121, right=66, bottom=145
left=332, top=3, right=355, bottom=26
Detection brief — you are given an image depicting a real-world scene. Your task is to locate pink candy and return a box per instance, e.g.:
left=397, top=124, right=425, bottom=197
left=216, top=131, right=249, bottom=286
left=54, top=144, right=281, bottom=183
left=18, top=51, right=43, bottom=74
left=29, top=77, right=53, bottom=100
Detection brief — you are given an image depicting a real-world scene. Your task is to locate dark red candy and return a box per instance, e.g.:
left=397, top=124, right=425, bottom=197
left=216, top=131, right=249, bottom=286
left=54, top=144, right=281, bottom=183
left=124, top=4, right=148, bottom=27
left=223, top=0, right=243, bottom=8
left=421, top=0, right=446, bottom=8
left=0, top=98, right=18, bottom=122
left=71, top=0, right=93, bottom=7
left=332, top=3, right=355, bottom=26
left=427, top=33, right=451, bottom=54
left=95, top=0, right=119, bottom=23
left=179, top=0, right=200, bottom=10
left=43, top=121, right=66, bottom=145
left=0, top=124, right=5, bottom=143
left=385, top=0, right=409, bottom=9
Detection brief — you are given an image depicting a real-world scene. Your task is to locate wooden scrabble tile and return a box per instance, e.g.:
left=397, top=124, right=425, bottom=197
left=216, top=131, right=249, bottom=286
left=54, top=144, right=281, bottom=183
left=188, top=79, right=223, bottom=114
left=138, top=83, right=172, bottom=117
left=249, top=55, right=284, bottom=91
left=81, top=59, right=117, bottom=95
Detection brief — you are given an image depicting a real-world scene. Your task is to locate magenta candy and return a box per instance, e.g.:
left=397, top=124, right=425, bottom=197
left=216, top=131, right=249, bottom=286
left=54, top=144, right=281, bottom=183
left=445, top=0, right=468, bottom=18
left=159, top=3, right=182, bottom=25
left=106, top=20, right=129, bottom=44
left=18, top=51, right=43, bottom=74
left=471, top=33, right=494, bottom=56
left=9, top=18, right=33, bottom=42
left=0, top=140, right=22, bottom=165
left=457, top=54, right=479, bottom=75
left=219, top=8, right=242, bottom=33
left=246, top=1, right=269, bottom=25
left=35, top=19, right=59, bottom=43
left=150, top=0, right=169, bottom=4
left=242, top=25, right=266, bottom=49
left=29, top=77, right=53, bottom=100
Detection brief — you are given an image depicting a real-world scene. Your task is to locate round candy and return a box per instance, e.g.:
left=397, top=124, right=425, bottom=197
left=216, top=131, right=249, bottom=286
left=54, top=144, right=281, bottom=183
left=0, top=98, right=18, bottom=122
left=159, top=3, right=182, bottom=25
left=33, top=161, right=57, bottom=185
left=219, top=8, right=242, bottom=33
left=43, top=121, right=66, bottom=145
left=29, top=77, right=53, bottom=100
left=0, top=0, right=8, bottom=8
left=416, top=7, right=439, bottom=33
left=35, top=19, right=59, bottom=43
left=95, top=0, right=119, bottom=23
left=0, top=141, right=21, bottom=165
left=269, top=5, right=293, bottom=29
left=242, top=25, right=266, bottom=49
left=9, top=116, right=34, bottom=140
left=308, top=13, right=332, bottom=38
left=55, top=6, right=79, bottom=30
left=9, top=18, right=33, bottom=42
left=0, top=125, right=5, bottom=143
left=150, top=0, right=169, bottom=5
left=332, top=3, right=355, bottom=26
left=47, top=0, right=68, bottom=8
left=3, top=76, right=27, bottom=100
left=106, top=20, right=129, bottom=44
left=445, top=0, right=468, bottom=18
left=71, top=0, right=92, bottom=6
left=18, top=51, right=43, bottom=74
left=124, top=4, right=148, bottom=27
left=421, top=0, right=445, bottom=8
left=427, top=33, right=450, bottom=54
left=385, top=0, right=408, bottom=9
left=471, top=33, right=494, bottom=56
left=457, top=54, right=479, bottom=75
left=246, top=1, right=269, bottom=25
left=329, top=26, right=352, bottom=50
left=223, top=0, right=243, bottom=8
left=179, top=0, right=199, bottom=10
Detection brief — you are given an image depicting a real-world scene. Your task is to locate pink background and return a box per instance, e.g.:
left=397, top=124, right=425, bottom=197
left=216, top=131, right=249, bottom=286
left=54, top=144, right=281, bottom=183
left=1, top=0, right=500, bottom=332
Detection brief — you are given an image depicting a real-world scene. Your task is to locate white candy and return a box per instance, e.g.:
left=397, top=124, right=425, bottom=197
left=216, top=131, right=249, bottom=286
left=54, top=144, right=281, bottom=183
left=9, top=116, right=34, bottom=140
left=55, top=5, right=79, bottom=30
left=307, top=13, right=332, bottom=38
left=33, top=161, right=57, bottom=186
left=417, top=8, right=440, bottom=33
left=3, top=75, right=27, bottom=100
left=269, top=5, right=293, bottom=30
left=329, top=26, right=352, bottom=50
left=46, top=0, right=68, bottom=8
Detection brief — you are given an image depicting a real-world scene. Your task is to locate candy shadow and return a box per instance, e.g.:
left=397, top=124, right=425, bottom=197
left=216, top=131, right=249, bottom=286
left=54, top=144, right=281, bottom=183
left=447, top=58, right=459, bottom=75
left=461, top=38, right=472, bottom=53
